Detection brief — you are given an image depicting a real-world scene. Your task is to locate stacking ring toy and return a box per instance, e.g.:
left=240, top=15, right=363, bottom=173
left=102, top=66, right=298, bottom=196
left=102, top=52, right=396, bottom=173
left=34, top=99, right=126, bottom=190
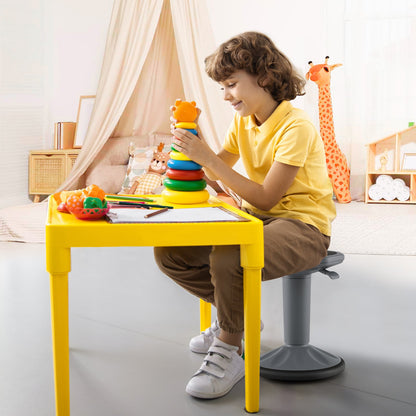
left=170, top=151, right=192, bottom=161
left=164, top=178, right=207, bottom=192
left=175, top=122, right=197, bottom=129
left=185, top=128, right=198, bottom=135
left=170, top=144, right=179, bottom=152
left=168, top=159, right=202, bottom=170
left=162, top=188, right=210, bottom=204
left=173, top=128, right=198, bottom=136
left=166, top=168, right=204, bottom=181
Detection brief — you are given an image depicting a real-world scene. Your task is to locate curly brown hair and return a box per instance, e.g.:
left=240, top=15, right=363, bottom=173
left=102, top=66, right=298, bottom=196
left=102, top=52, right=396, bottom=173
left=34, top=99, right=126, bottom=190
left=205, top=32, right=305, bottom=102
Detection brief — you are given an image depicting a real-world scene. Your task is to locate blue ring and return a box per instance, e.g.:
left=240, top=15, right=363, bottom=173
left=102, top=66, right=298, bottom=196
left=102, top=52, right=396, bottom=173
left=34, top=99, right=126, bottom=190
left=185, top=128, right=198, bottom=135
left=167, top=159, right=202, bottom=171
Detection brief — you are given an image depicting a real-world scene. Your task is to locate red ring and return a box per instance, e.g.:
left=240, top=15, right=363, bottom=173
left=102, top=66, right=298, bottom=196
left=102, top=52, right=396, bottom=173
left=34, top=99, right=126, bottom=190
left=166, top=168, right=204, bottom=181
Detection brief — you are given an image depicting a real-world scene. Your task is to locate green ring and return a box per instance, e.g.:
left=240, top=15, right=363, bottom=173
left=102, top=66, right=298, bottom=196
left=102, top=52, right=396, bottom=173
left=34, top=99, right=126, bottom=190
left=164, top=178, right=207, bottom=191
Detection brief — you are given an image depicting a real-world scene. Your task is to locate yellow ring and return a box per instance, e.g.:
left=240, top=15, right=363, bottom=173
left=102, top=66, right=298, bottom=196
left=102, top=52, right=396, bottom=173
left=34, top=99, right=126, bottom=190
left=162, top=189, right=210, bottom=204
left=175, top=122, right=197, bottom=129
left=170, top=151, right=192, bottom=161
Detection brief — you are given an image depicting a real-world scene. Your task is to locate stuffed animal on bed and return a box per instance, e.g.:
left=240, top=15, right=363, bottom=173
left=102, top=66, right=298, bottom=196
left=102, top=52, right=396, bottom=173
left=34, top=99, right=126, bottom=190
left=125, top=143, right=170, bottom=195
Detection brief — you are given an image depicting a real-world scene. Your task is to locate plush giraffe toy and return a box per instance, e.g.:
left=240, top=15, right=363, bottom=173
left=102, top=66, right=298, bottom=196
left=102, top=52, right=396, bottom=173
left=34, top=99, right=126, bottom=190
left=306, top=56, right=351, bottom=203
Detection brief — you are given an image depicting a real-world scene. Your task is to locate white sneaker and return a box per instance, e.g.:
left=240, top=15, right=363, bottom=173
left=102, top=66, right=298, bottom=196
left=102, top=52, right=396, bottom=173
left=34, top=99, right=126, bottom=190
left=189, top=320, right=221, bottom=353
left=185, top=337, right=245, bottom=399
left=189, top=320, right=265, bottom=354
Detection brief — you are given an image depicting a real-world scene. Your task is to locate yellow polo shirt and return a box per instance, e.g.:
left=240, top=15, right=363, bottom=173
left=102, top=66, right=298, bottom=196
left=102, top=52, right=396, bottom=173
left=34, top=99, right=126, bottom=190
left=223, top=100, right=336, bottom=236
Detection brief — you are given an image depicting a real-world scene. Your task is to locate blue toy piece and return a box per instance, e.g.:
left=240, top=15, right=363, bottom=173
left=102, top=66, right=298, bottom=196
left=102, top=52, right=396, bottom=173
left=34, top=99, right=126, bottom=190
left=167, top=159, right=202, bottom=171
left=185, top=128, right=198, bottom=135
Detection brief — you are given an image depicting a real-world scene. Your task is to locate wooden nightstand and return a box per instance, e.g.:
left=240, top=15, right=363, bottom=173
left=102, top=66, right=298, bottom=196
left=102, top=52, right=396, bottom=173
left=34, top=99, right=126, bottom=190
left=29, top=149, right=80, bottom=202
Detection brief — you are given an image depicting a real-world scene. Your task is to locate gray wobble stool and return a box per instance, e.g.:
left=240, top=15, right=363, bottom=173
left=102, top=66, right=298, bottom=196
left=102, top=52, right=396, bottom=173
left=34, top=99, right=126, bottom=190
left=260, top=250, right=345, bottom=381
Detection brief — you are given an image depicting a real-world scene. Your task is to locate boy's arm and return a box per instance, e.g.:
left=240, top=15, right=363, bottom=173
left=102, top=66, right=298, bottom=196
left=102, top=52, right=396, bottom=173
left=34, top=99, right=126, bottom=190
left=203, top=148, right=239, bottom=181
left=204, top=157, right=299, bottom=211
left=172, top=128, right=299, bottom=211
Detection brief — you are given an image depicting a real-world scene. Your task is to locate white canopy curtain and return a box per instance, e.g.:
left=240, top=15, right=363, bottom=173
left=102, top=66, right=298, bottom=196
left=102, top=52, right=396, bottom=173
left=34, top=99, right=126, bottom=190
left=61, top=0, right=232, bottom=192
left=0, top=0, right=234, bottom=243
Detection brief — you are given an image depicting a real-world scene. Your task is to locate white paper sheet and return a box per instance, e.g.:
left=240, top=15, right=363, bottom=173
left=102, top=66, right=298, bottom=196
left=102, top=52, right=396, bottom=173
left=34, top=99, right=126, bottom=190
left=106, top=206, right=248, bottom=223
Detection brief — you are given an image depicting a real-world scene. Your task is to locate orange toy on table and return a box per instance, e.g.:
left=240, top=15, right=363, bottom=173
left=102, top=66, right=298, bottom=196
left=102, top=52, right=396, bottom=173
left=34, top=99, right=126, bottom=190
left=53, top=184, right=109, bottom=220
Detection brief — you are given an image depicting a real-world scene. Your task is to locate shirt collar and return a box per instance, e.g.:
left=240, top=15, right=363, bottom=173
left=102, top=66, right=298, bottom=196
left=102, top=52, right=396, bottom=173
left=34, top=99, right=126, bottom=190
left=244, top=101, right=293, bottom=132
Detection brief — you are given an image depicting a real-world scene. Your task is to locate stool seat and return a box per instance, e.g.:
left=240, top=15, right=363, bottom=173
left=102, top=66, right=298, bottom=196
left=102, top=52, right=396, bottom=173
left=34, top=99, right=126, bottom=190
left=289, top=250, right=344, bottom=278
left=260, top=251, right=345, bottom=381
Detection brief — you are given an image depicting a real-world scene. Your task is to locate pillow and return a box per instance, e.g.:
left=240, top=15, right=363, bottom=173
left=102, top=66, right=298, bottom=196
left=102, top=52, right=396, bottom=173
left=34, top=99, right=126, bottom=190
left=119, top=145, right=155, bottom=193
left=119, top=140, right=171, bottom=194
left=85, top=135, right=150, bottom=194
left=150, top=132, right=172, bottom=150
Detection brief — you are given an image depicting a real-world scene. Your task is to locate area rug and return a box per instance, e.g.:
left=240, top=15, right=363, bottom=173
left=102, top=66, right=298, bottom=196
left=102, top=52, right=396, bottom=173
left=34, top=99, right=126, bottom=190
left=330, top=201, right=416, bottom=255
left=0, top=201, right=47, bottom=243
left=1, top=199, right=415, bottom=255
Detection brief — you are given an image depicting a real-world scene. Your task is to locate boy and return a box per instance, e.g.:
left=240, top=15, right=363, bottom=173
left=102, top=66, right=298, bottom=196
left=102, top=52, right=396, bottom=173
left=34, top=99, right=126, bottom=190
left=154, top=32, right=335, bottom=399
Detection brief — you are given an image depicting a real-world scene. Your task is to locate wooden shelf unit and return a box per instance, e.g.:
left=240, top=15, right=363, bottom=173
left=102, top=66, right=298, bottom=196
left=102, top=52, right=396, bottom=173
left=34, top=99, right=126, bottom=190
left=29, top=149, right=80, bottom=202
left=365, top=126, right=416, bottom=204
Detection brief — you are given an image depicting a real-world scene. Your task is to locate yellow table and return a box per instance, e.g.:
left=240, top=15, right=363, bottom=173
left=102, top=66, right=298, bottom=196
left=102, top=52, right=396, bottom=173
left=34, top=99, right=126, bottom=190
left=46, top=196, right=264, bottom=414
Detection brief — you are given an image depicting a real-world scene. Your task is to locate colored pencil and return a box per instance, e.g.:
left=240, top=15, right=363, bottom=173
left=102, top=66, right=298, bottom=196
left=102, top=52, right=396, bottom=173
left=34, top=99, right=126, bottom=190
left=144, top=207, right=169, bottom=218
left=105, top=194, right=154, bottom=202
left=109, top=201, right=173, bottom=209
left=108, top=203, right=150, bottom=209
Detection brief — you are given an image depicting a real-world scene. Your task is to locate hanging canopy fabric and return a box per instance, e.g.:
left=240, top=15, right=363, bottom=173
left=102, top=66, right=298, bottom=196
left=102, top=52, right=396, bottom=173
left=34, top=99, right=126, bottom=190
left=62, top=0, right=232, bottom=191
left=0, top=0, right=234, bottom=242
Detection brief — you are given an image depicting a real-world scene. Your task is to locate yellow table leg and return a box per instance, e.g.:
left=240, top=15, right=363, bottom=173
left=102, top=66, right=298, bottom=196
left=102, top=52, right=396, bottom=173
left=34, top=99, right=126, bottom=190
left=46, top=242, right=71, bottom=416
left=49, top=272, right=70, bottom=416
left=241, top=240, right=263, bottom=414
left=243, top=268, right=261, bottom=413
left=199, top=299, right=212, bottom=332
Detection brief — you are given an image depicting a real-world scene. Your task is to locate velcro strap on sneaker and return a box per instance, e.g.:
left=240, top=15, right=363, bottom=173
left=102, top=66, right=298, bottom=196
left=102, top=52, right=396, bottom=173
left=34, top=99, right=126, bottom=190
left=204, top=353, right=230, bottom=373
left=207, top=346, right=233, bottom=359
left=198, top=360, right=224, bottom=378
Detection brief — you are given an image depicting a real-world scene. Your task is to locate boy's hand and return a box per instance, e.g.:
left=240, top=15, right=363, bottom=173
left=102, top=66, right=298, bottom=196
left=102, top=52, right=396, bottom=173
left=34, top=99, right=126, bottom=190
left=170, top=106, right=215, bottom=166
left=171, top=126, right=215, bottom=168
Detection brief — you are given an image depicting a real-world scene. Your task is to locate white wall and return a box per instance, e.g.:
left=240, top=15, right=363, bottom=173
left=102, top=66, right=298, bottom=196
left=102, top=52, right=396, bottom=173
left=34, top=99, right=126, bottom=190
left=207, top=0, right=347, bottom=153
left=3, top=0, right=410, bottom=208
left=44, top=0, right=113, bottom=146
left=0, top=0, right=113, bottom=208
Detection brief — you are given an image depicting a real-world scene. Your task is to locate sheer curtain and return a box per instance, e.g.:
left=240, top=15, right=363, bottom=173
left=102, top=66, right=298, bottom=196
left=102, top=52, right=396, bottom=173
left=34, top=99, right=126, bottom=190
left=0, top=0, right=233, bottom=242
left=61, top=0, right=165, bottom=191
left=61, top=0, right=232, bottom=192
left=344, top=0, right=416, bottom=198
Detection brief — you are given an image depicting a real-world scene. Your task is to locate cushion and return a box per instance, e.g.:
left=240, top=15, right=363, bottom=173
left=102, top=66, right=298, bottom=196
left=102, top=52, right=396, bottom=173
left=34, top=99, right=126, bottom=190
left=119, top=146, right=158, bottom=193
left=119, top=135, right=172, bottom=194
left=84, top=135, right=150, bottom=194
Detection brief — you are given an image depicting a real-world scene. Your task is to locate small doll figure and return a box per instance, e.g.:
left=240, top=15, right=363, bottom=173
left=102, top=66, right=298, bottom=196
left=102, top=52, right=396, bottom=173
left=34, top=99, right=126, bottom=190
left=126, top=143, right=170, bottom=195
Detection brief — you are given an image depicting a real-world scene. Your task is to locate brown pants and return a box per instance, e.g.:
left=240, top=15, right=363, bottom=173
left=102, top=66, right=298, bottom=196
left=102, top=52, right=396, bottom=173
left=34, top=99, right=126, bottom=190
left=154, top=211, right=330, bottom=334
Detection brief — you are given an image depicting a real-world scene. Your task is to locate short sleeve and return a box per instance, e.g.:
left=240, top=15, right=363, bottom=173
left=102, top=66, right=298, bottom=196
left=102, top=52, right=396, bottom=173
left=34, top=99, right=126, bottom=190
left=273, top=121, right=315, bottom=167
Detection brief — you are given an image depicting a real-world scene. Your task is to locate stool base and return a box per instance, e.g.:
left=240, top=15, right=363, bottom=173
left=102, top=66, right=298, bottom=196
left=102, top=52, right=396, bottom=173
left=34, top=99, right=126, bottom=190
left=260, top=345, right=345, bottom=381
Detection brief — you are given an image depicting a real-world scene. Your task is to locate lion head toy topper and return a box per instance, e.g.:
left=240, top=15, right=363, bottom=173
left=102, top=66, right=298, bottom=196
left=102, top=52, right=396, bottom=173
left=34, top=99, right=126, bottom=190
left=172, top=99, right=198, bottom=122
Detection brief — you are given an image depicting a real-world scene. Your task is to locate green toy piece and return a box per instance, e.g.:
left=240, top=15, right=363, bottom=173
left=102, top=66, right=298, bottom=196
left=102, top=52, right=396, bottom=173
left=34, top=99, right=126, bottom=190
left=83, top=197, right=103, bottom=209
left=164, top=178, right=207, bottom=192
